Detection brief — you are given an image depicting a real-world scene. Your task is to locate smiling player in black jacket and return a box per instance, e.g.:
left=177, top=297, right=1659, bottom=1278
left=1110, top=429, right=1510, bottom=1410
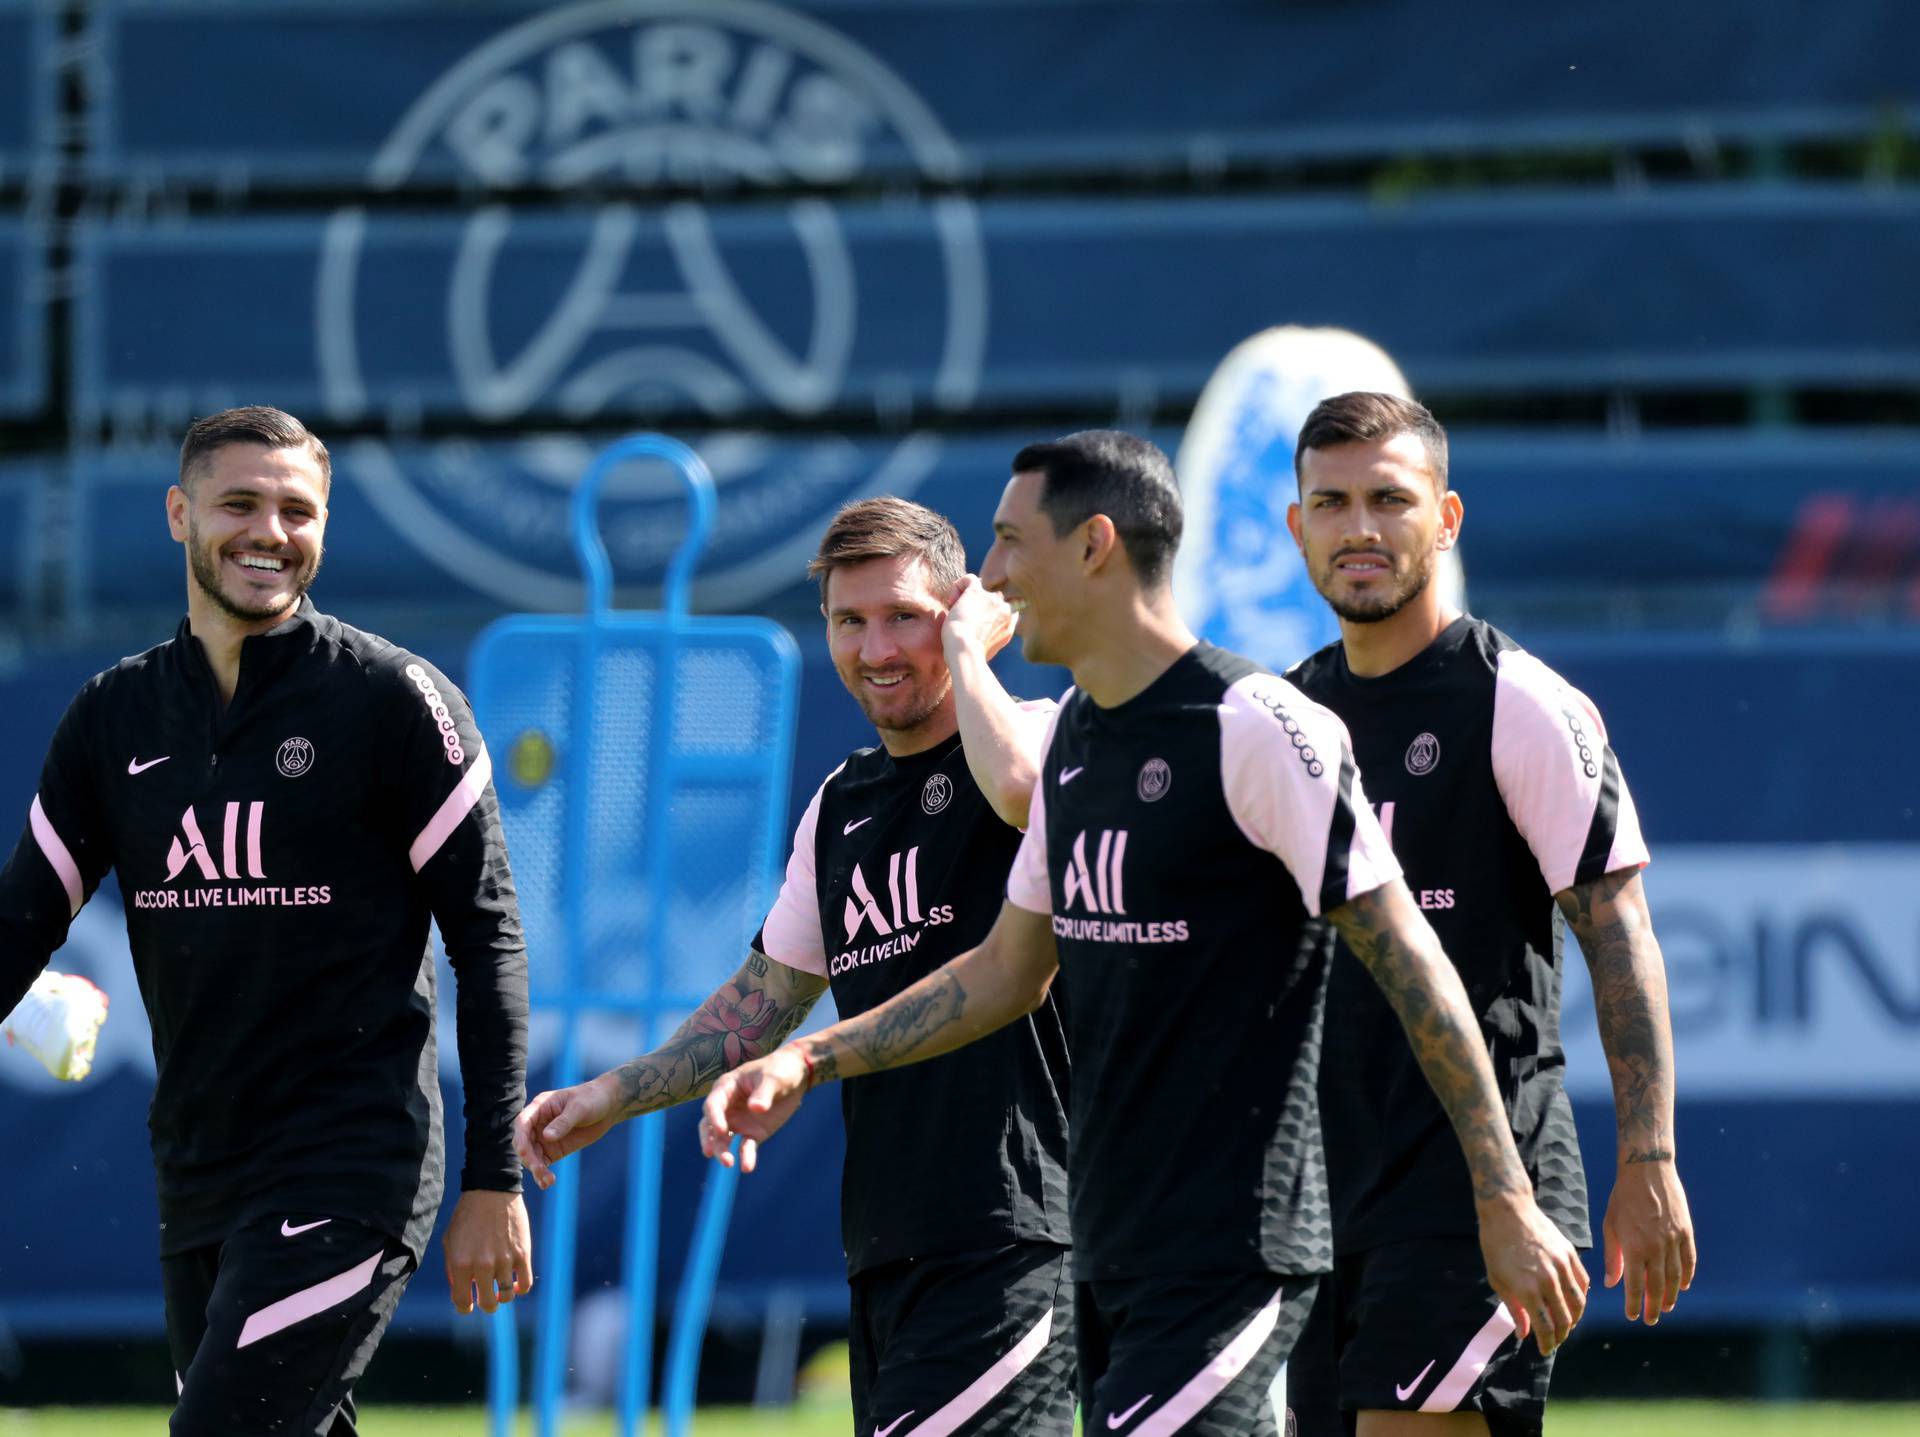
left=0, top=407, right=531, bottom=1435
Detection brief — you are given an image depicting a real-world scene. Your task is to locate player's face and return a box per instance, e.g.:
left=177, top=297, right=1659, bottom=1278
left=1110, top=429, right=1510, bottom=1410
left=1289, top=434, right=1457, bottom=625
left=823, top=555, right=954, bottom=738
left=168, top=443, right=328, bottom=628
left=981, top=471, right=1080, bottom=666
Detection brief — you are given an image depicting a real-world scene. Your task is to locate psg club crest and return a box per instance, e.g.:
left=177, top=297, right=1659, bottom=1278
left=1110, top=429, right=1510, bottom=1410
left=921, top=772, right=953, bottom=815
left=275, top=737, right=315, bottom=779
left=1136, top=757, right=1172, bottom=803
left=1404, top=732, right=1441, bottom=776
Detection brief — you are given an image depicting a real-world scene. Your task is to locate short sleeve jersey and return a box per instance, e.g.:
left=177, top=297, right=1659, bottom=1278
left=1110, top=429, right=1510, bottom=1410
left=1289, top=616, right=1649, bottom=1254
left=1004, top=644, right=1400, bottom=1281
left=754, top=724, right=1072, bottom=1277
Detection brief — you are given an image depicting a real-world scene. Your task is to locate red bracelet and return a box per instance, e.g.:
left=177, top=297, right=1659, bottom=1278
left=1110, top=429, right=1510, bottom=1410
left=795, top=1045, right=818, bottom=1090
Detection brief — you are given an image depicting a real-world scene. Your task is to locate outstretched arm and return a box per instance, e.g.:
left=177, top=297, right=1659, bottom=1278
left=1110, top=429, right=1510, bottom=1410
left=1330, top=878, right=1590, bottom=1354
left=1558, top=866, right=1696, bottom=1324
left=515, top=950, right=826, bottom=1188
left=942, top=576, right=1051, bottom=828
left=700, top=901, right=1058, bottom=1170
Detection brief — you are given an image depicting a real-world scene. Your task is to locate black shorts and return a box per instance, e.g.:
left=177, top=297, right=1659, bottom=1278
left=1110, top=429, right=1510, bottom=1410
left=848, top=1241, right=1075, bottom=1437
left=1289, top=1235, right=1552, bottom=1437
left=1078, top=1270, right=1318, bottom=1437
left=162, top=1214, right=415, bottom=1436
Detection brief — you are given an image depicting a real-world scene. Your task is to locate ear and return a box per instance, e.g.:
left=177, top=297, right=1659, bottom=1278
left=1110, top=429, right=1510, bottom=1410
left=1434, top=490, right=1465, bottom=552
left=166, top=484, right=190, bottom=543
left=1284, top=500, right=1305, bottom=555
left=1080, top=514, right=1120, bottom=572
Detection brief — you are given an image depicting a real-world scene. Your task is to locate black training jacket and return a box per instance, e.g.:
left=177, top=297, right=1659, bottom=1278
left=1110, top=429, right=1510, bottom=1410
left=0, top=599, right=528, bottom=1258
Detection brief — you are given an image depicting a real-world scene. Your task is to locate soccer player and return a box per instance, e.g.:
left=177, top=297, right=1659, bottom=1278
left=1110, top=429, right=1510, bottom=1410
left=515, top=498, right=1076, bottom=1436
left=0, top=407, right=532, bottom=1435
left=1282, top=392, right=1697, bottom=1437
left=701, top=432, right=1589, bottom=1437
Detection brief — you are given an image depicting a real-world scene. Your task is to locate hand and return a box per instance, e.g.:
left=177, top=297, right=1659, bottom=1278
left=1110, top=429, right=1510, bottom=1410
left=940, top=575, right=1017, bottom=662
left=699, top=1047, right=812, bottom=1173
left=1476, top=1192, right=1590, bottom=1356
left=1604, top=1158, right=1697, bottom=1324
left=515, top=1075, right=621, bottom=1190
left=442, top=1189, right=533, bottom=1315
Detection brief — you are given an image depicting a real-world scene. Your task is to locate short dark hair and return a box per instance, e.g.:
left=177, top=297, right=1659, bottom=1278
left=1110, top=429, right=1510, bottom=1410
left=1294, top=392, right=1448, bottom=491
left=1011, top=430, right=1182, bottom=586
left=808, top=496, right=967, bottom=606
left=179, top=406, right=331, bottom=493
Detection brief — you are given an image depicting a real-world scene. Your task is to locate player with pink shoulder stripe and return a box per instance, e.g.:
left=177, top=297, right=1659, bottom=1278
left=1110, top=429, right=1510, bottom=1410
left=702, top=430, right=1589, bottom=1436
left=0, top=407, right=532, bottom=1434
left=1284, top=393, right=1698, bottom=1437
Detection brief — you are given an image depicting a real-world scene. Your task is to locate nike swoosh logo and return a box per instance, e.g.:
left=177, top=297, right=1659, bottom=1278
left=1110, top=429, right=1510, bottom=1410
left=874, top=1410, right=915, bottom=1437
left=127, top=756, right=170, bottom=775
left=1107, top=1394, right=1153, bottom=1429
left=280, top=1218, right=332, bottom=1237
left=843, top=817, right=873, bottom=835
left=1395, top=1358, right=1436, bottom=1402
left=1059, top=766, right=1084, bottom=784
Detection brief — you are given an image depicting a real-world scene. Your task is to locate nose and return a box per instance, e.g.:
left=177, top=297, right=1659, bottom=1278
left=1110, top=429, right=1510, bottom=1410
left=860, top=625, right=899, bottom=668
left=980, top=541, right=1006, bottom=592
left=257, top=507, right=290, bottom=548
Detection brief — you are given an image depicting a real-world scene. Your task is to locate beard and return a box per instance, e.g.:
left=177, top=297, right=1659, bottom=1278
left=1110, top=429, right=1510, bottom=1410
left=188, top=519, right=322, bottom=624
left=853, top=671, right=950, bottom=736
left=1316, top=546, right=1436, bottom=625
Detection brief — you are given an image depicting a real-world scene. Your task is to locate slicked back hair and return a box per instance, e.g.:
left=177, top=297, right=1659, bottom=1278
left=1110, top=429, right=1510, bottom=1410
left=809, top=496, right=967, bottom=607
left=1011, top=429, right=1182, bottom=586
left=1294, top=391, right=1448, bottom=492
left=179, top=406, right=332, bottom=493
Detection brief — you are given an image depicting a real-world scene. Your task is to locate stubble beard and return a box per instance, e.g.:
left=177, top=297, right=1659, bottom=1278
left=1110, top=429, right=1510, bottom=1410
left=188, top=519, right=319, bottom=625
left=858, top=671, right=950, bottom=738
left=1318, top=546, right=1436, bottom=625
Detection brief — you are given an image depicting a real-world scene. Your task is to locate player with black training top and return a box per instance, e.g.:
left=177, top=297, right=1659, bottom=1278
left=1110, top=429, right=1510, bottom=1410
left=516, top=499, right=1075, bottom=1436
left=1282, top=393, right=1697, bottom=1437
left=702, top=433, right=1590, bottom=1437
left=0, top=408, right=532, bottom=1434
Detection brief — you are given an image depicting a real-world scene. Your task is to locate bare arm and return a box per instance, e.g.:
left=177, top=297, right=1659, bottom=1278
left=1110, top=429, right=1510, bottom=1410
left=1556, top=867, right=1674, bottom=1163
left=515, top=950, right=825, bottom=1186
left=1330, top=877, right=1590, bottom=1353
left=1557, top=866, right=1697, bottom=1323
left=941, top=575, right=1048, bottom=828
left=700, top=902, right=1058, bottom=1167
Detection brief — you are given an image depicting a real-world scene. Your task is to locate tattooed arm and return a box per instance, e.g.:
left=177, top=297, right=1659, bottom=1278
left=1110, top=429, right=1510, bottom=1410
left=699, top=901, right=1058, bottom=1169
left=514, top=950, right=826, bottom=1188
left=1557, top=866, right=1697, bottom=1324
left=1330, top=877, right=1590, bottom=1354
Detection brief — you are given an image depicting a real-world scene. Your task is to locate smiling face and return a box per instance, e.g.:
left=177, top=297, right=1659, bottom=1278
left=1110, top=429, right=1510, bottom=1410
left=980, top=470, right=1089, bottom=668
left=1288, top=432, right=1459, bottom=625
left=168, top=442, right=328, bottom=629
left=822, top=553, right=956, bottom=745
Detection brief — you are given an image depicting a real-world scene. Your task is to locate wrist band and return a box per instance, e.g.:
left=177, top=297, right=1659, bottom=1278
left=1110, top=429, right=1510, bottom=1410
left=795, top=1045, right=818, bottom=1090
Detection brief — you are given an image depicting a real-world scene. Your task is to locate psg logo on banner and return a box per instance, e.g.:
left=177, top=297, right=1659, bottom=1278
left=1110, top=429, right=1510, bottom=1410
left=921, top=772, right=953, bottom=815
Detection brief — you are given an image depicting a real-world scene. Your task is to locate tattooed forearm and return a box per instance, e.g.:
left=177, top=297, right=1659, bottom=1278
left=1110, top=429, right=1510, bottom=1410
left=612, top=951, right=825, bottom=1118
left=1331, top=882, right=1530, bottom=1203
left=829, top=969, right=969, bottom=1076
left=1557, top=868, right=1675, bottom=1157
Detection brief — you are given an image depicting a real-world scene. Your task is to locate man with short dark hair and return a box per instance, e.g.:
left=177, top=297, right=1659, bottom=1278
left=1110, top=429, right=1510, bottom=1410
left=0, top=406, right=533, bottom=1434
left=516, top=496, right=1077, bottom=1435
left=1282, top=392, right=1697, bottom=1437
left=701, top=430, right=1590, bottom=1437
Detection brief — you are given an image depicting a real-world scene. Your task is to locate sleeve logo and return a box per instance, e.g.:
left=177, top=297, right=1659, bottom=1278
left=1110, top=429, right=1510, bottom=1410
left=405, top=664, right=468, bottom=766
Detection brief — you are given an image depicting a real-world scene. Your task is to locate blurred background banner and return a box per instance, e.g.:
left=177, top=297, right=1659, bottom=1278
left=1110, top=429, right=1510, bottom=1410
left=2, top=0, right=1917, bottom=1409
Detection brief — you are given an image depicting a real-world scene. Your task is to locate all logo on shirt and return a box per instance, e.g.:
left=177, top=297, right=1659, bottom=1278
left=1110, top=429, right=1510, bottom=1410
left=835, top=845, right=954, bottom=975
left=1404, top=732, right=1441, bottom=776
left=129, top=802, right=332, bottom=911
left=1053, top=828, right=1189, bottom=945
